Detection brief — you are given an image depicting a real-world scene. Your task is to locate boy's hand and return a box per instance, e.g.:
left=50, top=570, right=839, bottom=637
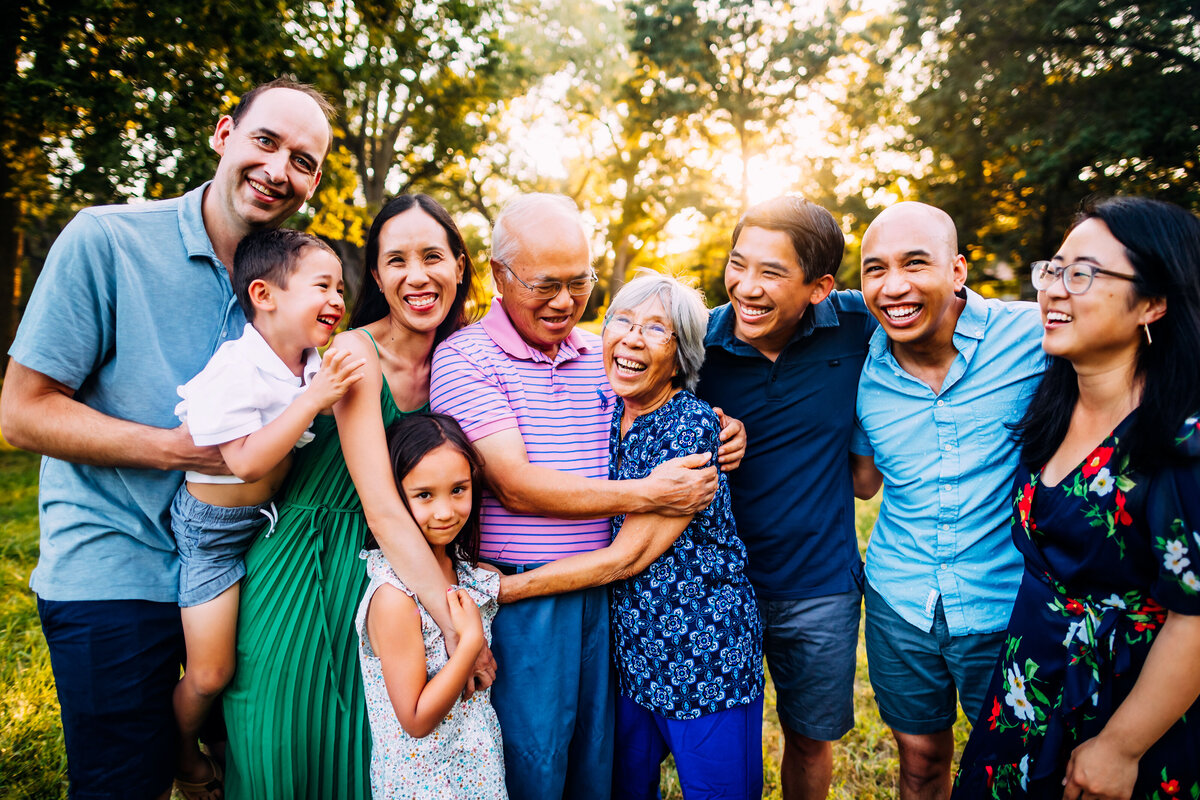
left=306, top=348, right=366, bottom=411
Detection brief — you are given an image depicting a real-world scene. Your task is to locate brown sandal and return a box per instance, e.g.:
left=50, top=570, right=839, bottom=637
left=174, top=753, right=224, bottom=800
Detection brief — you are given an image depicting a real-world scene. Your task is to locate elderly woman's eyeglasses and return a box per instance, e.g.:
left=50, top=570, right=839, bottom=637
left=504, top=265, right=597, bottom=300
left=604, top=315, right=676, bottom=345
left=1030, top=260, right=1139, bottom=295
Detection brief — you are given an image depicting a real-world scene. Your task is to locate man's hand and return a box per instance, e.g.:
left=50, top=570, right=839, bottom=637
left=166, top=423, right=231, bottom=475
left=645, top=453, right=718, bottom=516
left=713, top=407, right=746, bottom=471
left=464, top=644, right=497, bottom=699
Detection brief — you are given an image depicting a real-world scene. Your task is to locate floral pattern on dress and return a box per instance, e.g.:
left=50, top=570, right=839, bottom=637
left=608, top=390, right=764, bottom=720
left=355, top=551, right=507, bottom=799
left=954, top=413, right=1200, bottom=799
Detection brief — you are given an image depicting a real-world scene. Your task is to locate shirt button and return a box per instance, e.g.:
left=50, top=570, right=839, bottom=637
left=942, top=524, right=951, bottom=531
left=940, top=563, right=949, bottom=570
left=943, top=444, right=952, bottom=451
left=942, top=484, right=952, bottom=492
left=936, top=399, right=945, bottom=407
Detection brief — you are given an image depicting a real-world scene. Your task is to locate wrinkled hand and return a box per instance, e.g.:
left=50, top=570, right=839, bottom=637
left=168, top=423, right=230, bottom=474
left=465, top=644, right=498, bottom=699
left=307, top=348, right=366, bottom=410
left=647, top=453, right=718, bottom=516
left=1061, top=735, right=1138, bottom=800
left=714, top=408, right=746, bottom=472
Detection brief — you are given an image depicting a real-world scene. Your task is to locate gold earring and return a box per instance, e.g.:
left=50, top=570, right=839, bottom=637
left=1143, top=323, right=1153, bottom=346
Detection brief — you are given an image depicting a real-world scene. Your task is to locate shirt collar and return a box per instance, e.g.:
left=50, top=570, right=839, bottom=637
left=706, top=297, right=841, bottom=356
left=479, top=297, right=596, bottom=364
left=867, top=286, right=987, bottom=360
left=237, top=323, right=322, bottom=384
left=178, top=182, right=221, bottom=266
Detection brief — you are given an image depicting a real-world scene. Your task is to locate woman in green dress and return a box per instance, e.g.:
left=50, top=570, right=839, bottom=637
left=223, top=195, right=485, bottom=798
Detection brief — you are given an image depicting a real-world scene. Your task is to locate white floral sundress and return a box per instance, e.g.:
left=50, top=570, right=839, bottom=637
left=355, top=550, right=506, bottom=799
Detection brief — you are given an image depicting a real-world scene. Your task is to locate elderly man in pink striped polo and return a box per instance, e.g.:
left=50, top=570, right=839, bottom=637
left=430, top=193, right=742, bottom=800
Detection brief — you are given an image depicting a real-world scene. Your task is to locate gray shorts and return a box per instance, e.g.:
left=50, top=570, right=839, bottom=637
left=864, top=580, right=1006, bottom=735
left=758, top=588, right=861, bottom=740
left=171, top=486, right=270, bottom=607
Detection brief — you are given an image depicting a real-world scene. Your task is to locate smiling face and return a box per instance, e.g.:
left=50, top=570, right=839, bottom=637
left=860, top=203, right=967, bottom=354
left=1039, top=217, right=1163, bottom=370
left=209, top=88, right=330, bottom=234
left=725, top=225, right=833, bottom=360
left=400, top=444, right=474, bottom=551
left=372, top=207, right=466, bottom=336
left=492, top=215, right=592, bottom=357
left=603, top=296, right=679, bottom=415
left=264, top=246, right=345, bottom=350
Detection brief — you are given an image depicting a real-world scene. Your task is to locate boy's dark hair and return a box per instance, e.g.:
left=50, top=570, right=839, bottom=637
left=368, top=413, right=485, bottom=566
left=233, top=229, right=337, bottom=321
left=731, top=196, right=845, bottom=282
left=230, top=76, right=336, bottom=156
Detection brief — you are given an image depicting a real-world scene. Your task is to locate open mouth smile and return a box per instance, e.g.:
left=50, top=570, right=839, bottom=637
left=247, top=178, right=285, bottom=199
left=883, top=303, right=921, bottom=322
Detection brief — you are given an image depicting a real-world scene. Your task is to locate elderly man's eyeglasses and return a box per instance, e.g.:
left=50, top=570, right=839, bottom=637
left=1030, top=260, right=1139, bottom=295
left=503, top=265, right=597, bottom=300
left=604, top=315, right=676, bottom=346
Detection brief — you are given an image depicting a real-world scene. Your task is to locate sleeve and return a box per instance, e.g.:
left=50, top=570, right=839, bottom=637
left=850, top=417, right=874, bottom=456
left=8, top=211, right=115, bottom=388
left=650, top=395, right=720, bottom=471
left=429, top=340, right=520, bottom=441
left=1146, top=414, right=1200, bottom=614
left=176, top=354, right=266, bottom=446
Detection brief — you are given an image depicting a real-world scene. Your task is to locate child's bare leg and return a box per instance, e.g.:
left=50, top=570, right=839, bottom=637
left=174, top=582, right=240, bottom=782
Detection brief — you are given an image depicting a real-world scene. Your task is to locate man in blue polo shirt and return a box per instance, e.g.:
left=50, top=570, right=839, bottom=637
left=851, top=201, right=1044, bottom=800
left=1, top=79, right=333, bottom=799
left=696, top=195, right=875, bottom=800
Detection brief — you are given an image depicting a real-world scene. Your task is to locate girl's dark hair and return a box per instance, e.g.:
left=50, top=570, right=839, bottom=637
left=1015, top=196, right=1200, bottom=472
left=349, top=194, right=475, bottom=348
left=365, top=413, right=484, bottom=566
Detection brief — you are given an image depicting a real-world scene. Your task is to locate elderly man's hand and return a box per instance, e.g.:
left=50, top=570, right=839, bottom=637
left=713, top=408, right=746, bottom=471
left=645, top=453, right=718, bottom=516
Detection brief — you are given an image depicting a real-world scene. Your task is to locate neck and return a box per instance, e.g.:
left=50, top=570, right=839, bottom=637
left=890, top=295, right=966, bottom=392
left=377, top=314, right=439, bottom=364
left=254, top=320, right=308, bottom=376
left=1073, top=347, right=1143, bottom=423
left=201, top=185, right=250, bottom=274
left=621, top=386, right=679, bottom=431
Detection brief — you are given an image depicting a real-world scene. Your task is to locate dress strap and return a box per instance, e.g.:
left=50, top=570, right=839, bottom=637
left=351, top=327, right=382, bottom=358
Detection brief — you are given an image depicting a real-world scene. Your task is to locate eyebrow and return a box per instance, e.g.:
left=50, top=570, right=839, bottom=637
left=728, top=249, right=793, bottom=271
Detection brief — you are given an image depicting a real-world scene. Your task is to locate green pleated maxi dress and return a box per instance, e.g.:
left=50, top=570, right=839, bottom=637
left=223, top=362, right=419, bottom=799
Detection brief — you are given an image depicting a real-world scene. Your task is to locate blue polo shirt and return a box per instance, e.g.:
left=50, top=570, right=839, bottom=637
left=696, top=291, right=876, bottom=600
left=9, top=182, right=246, bottom=602
left=853, top=288, right=1045, bottom=635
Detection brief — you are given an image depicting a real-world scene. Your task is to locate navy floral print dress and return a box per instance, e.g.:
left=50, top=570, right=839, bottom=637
left=954, top=413, right=1200, bottom=799
left=609, top=390, right=763, bottom=720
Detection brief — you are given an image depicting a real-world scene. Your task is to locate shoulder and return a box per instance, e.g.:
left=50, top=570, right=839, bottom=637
left=332, top=328, right=382, bottom=362
left=827, top=289, right=870, bottom=316
left=663, top=391, right=720, bottom=435
left=432, top=322, right=499, bottom=367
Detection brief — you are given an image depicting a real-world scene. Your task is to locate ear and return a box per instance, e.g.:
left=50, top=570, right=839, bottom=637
left=951, top=253, right=969, bottom=291
left=808, top=273, right=836, bottom=305
left=212, top=115, right=235, bottom=156
left=490, top=259, right=507, bottom=295
left=456, top=253, right=467, bottom=285
left=305, top=166, right=323, bottom=201
left=1140, top=295, right=1167, bottom=327
left=247, top=279, right=275, bottom=314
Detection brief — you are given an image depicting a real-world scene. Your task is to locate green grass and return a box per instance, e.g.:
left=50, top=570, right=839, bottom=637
left=0, top=449, right=970, bottom=799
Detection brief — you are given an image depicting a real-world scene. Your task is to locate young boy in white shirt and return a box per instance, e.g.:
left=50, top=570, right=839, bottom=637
left=169, top=228, right=364, bottom=793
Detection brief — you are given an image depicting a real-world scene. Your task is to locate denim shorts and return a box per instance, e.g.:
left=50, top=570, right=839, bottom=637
left=758, top=588, right=861, bottom=740
left=171, top=486, right=271, bottom=607
left=864, top=580, right=1006, bottom=735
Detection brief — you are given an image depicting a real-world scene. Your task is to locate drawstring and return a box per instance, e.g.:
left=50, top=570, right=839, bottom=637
left=259, top=502, right=279, bottom=537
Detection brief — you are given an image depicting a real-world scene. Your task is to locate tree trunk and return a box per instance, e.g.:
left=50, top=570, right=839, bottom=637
left=0, top=156, right=22, bottom=360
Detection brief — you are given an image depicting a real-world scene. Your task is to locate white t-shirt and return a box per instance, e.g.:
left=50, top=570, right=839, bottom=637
left=176, top=323, right=321, bottom=484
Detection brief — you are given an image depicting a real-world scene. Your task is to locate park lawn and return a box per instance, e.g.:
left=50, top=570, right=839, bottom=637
left=0, top=447, right=973, bottom=799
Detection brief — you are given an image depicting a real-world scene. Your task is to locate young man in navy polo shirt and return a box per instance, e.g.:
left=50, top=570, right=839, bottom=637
left=696, top=196, right=876, bottom=800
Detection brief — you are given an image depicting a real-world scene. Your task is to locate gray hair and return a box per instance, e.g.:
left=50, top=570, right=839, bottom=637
left=605, top=271, right=709, bottom=391
left=492, top=193, right=589, bottom=267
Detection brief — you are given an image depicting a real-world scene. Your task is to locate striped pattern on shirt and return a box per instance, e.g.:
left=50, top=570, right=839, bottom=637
left=430, top=302, right=614, bottom=562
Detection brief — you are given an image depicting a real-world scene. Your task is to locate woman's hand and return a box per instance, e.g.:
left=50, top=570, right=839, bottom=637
left=1061, top=734, right=1138, bottom=800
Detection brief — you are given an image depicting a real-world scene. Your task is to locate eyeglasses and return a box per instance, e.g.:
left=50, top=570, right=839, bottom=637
left=604, top=314, right=677, bottom=346
left=1030, top=260, right=1139, bottom=295
left=502, top=264, right=597, bottom=300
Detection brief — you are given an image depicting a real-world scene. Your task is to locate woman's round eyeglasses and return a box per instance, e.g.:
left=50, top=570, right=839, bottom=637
left=1030, top=260, right=1139, bottom=295
left=604, top=315, right=676, bottom=345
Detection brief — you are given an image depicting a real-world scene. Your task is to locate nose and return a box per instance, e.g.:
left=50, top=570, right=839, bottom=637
left=1041, top=270, right=1070, bottom=299
left=262, top=149, right=290, bottom=182
left=546, top=283, right=574, bottom=311
left=881, top=267, right=910, bottom=296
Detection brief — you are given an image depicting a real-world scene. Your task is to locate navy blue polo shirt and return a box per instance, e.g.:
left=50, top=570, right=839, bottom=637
left=696, top=291, right=876, bottom=600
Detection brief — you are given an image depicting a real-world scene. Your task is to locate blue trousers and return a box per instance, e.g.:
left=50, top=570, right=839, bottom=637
left=490, top=581, right=614, bottom=800
left=613, top=693, right=764, bottom=800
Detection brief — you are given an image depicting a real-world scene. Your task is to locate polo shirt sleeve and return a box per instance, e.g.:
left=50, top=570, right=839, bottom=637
left=9, top=211, right=115, bottom=389
left=176, top=354, right=267, bottom=446
left=429, top=340, right=520, bottom=441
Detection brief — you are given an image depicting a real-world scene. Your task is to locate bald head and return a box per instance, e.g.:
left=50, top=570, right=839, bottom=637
left=492, top=193, right=590, bottom=269
left=862, top=202, right=958, bottom=261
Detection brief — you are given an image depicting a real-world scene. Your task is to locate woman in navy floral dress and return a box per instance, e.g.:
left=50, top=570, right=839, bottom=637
left=954, top=197, right=1200, bottom=800
left=500, top=273, right=763, bottom=800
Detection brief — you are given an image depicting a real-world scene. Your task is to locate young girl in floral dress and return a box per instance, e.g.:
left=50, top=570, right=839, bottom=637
left=355, top=413, right=505, bottom=799
left=954, top=197, right=1200, bottom=799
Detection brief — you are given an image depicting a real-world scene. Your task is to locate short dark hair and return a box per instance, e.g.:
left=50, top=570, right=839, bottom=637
left=369, top=413, right=485, bottom=566
left=1015, top=195, right=1200, bottom=472
left=230, top=77, right=336, bottom=157
left=731, top=196, right=845, bottom=282
left=233, top=229, right=337, bottom=321
left=350, top=194, right=476, bottom=348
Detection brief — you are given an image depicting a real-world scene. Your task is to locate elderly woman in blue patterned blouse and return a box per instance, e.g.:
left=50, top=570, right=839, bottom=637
left=499, top=271, right=764, bottom=800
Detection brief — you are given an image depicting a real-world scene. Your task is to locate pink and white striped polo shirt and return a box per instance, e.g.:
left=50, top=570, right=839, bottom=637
left=430, top=299, right=614, bottom=563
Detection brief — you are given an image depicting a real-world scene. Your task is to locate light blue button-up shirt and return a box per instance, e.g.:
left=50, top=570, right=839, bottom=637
left=853, top=288, right=1045, bottom=635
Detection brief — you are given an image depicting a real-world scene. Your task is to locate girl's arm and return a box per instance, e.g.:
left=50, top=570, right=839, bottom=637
left=219, top=348, right=364, bottom=481
left=367, top=587, right=485, bottom=738
left=1062, top=610, right=1200, bottom=800
left=331, top=331, right=457, bottom=642
left=500, top=510, right=693, bottom=603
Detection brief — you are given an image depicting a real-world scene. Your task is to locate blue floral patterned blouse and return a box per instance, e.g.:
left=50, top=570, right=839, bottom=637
left=609, top=390, right=763, bottom=720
